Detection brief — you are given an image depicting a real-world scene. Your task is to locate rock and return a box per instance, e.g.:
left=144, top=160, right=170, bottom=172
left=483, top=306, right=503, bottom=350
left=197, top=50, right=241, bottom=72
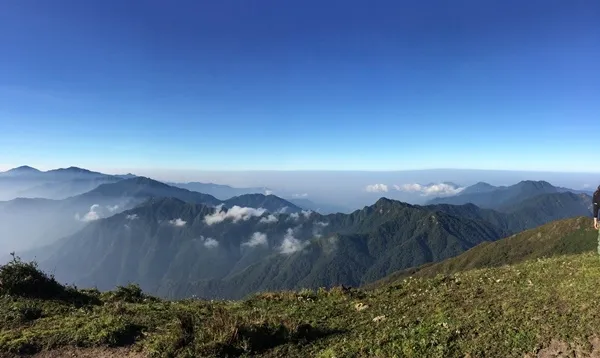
left=373, top=315, right=386, bottom=323
left=354, top=302, right=369, bottom=311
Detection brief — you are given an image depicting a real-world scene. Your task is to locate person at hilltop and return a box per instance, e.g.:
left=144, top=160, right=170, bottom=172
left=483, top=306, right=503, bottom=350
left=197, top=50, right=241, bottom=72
left=595, top=186, right=600, bottom=228
left=594, top=186, right=600, bottom=256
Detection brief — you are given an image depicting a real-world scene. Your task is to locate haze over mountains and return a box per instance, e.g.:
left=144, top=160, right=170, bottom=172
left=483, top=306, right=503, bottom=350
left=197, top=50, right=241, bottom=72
left=0, top=166, right=302, bottom=254
left=0, top=165, right=595, bottom=301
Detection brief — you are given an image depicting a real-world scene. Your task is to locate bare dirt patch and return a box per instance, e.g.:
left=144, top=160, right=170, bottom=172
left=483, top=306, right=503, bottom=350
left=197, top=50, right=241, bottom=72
left=0, top=347, right=148, bottom=358
left=526, top=337, right=600, bottom=358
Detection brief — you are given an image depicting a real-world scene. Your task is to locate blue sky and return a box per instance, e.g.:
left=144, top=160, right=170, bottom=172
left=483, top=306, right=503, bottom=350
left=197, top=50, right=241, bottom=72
left=0, top=0, right=599, bottom=172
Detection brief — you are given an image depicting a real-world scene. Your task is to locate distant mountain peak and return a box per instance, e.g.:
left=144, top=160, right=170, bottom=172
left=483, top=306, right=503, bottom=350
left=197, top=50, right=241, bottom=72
left=50, top=166, right=92, bottom=173
left=373, top=197, right=412, bottom=208
left=45, top=166, right=109, bottom=177
left=5, top=165, right=41, bottom=173
left=126, top=176, right=171, bottom=187
left=515, top=180, right=555, bottom=189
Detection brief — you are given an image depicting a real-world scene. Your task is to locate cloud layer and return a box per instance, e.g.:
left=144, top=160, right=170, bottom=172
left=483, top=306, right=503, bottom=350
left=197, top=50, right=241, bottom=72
left=394, top=183, right=463, bottom=196
left=204, top=205, right=267, bottom=225
left=365, top=184, right=389, bottom=193
left=242, top=232, right=268, bottom=247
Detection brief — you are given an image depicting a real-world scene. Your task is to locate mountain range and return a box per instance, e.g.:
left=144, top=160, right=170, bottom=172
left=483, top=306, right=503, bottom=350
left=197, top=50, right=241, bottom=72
left=427, top=179, right=594, bottom=209
left=24, top=183, right=592, bottom=300
left=0, top=166, right=133, bottom=200
left=0, top=176, right=301, bottom=254
left=0, top=165, right=594, bottom=301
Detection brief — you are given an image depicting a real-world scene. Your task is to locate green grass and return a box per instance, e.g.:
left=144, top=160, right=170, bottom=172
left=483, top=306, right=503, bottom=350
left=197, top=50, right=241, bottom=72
left=3, top=252, right=600, bottom=357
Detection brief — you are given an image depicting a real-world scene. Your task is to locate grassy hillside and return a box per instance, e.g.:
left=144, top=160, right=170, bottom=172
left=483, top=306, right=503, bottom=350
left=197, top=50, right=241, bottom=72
left=369, top=216, right=596, bottom=288
left=3, top=227, right=600, bottom=357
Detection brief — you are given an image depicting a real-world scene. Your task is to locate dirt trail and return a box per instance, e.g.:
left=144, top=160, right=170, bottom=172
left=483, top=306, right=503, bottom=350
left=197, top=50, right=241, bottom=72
left=525, top=337, right=600, bottom=358
left=0, top=347, right=147, bottom=358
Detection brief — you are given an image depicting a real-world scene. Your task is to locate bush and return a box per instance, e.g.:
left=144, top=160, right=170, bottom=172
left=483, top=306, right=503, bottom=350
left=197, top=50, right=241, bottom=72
left=0, top=253, right=66, bottom=300
left=0, top=253, right=98, bottom=305
left=103, top=283, right=156, bottom=304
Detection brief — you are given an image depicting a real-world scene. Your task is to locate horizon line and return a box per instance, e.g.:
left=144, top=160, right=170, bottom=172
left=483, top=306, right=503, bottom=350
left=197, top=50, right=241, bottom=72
left=2, top=164, right=600, bottom=175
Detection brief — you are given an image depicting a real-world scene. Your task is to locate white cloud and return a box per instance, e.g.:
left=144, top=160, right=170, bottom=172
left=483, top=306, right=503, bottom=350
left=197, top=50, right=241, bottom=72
left=204, top=205, right=267, bottom=225
left=106, top=205, right=119, bottom=213
left=126, top=214, right=139, bottom=220
left=169, top=218, right=187, bottom=227
left=292, top=193, right=308, bottom=198
left=242, top=232, right=268, bottom=247
left=394, top=183, right=464, bottom=197
left=312, top=221, right=329, bottom=238
left=276, top=207, right=289, bottom=214
left=203, top=237, right=219, bottom=248
left=365, top=184, right=389, bottom=193
left=322, top=236, right=338, bottom=255
left=75, top=204, right=102, bottom=222
left=259, top=214, right=278, bottom=224
left=288, top=210, right=313, bottom=222
left=265, top=190, right=274, bottom=195
left=279, top=228, right=308, bottom=254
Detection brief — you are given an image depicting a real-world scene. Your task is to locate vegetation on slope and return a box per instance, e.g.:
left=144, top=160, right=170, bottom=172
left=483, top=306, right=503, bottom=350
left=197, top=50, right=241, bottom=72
left=4, top=232, right=600, bottom=357
left=369, top=216, right=596, bottom=288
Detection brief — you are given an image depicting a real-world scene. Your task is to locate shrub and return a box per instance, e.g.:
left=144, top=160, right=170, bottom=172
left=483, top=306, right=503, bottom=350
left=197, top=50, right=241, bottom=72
left=104, top=283, right=153, bottom=303
left=0, top=253, right=98, bottom=305
left=0, top=253, right=67, bottom=300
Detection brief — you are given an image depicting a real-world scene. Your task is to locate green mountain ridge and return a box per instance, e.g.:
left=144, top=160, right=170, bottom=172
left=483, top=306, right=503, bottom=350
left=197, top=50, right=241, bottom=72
left=368, top=215, right=596, bottom=289
left=27, top=191, right=591, bottom=300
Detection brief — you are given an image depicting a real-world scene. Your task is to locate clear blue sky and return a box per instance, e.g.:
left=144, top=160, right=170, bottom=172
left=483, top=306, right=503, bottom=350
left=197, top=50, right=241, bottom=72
left=0, top=0, right=598, bottom=172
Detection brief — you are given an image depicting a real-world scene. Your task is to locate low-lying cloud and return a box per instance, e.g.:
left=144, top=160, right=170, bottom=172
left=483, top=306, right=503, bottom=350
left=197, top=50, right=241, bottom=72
left=169, top=218, right=187, bottom=227
left=194, top=236, right=219, bottom=248
left=288, top=210, right=313, bottom=221
left=322, top=235, right=338, bottom=255
left=126, top=214, right=139, bottom=220
left=279, top=228, right=308, bottom=254
left=394, top=183, right=464, bottom=196
left=75, top=204, right=102, bottom=222
left=365, top=184, right=388, bottom=193
left=242, top=232, right=268, bottom=248
left=107, top=205, right=119, bottom=213
left=313, top=221, right=329, bottom=238
left=76, top=204, right=123, bottom=222
left=204, top=205, right=267, bottom=225
left=203, top=237, right=219, bottom=248
left=292, top=193, right=308, bottom=198
left=259, top=214, right=278, bottom=224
